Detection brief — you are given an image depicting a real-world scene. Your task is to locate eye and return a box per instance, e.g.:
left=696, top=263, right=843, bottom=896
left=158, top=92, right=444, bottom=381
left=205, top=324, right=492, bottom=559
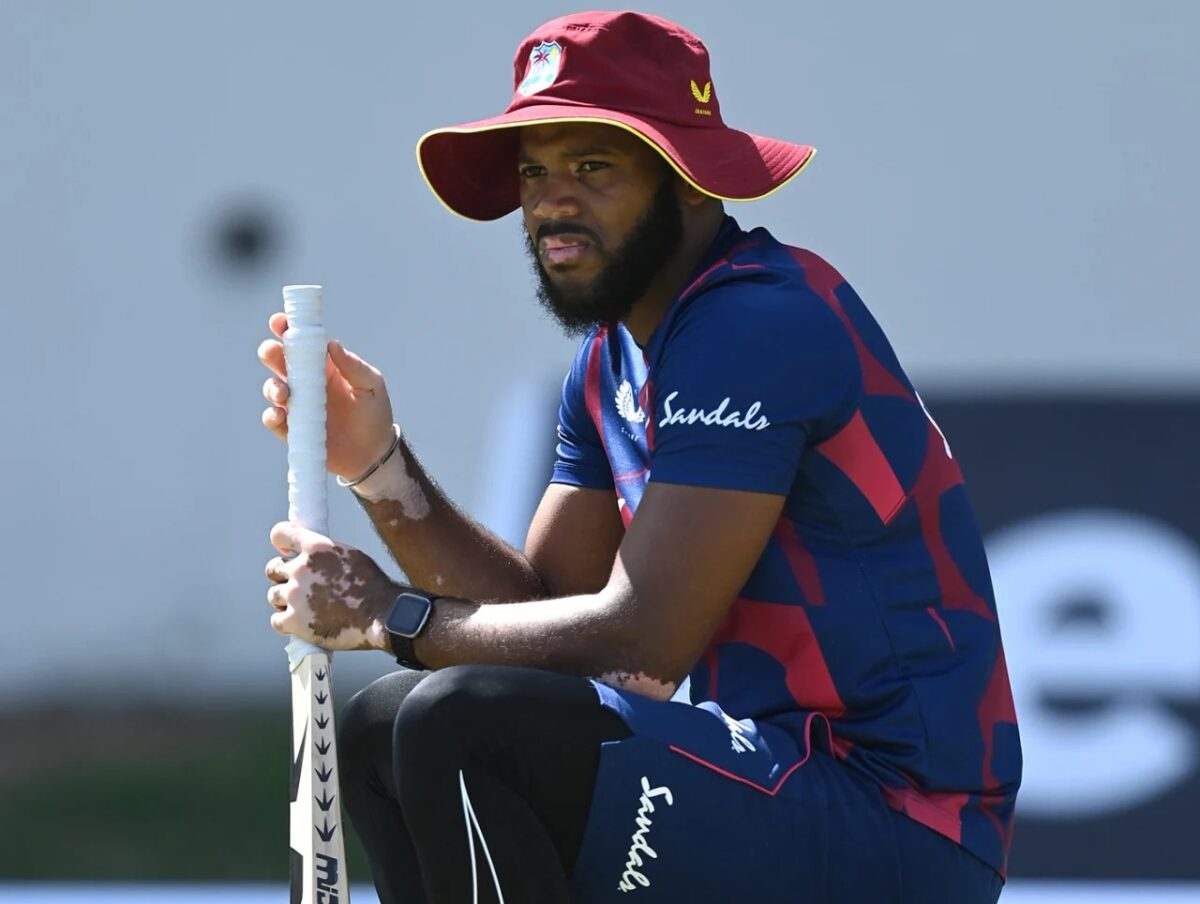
left=577, top=160, right=610, bottom=173
left=519, top=164, right=546, bottom=179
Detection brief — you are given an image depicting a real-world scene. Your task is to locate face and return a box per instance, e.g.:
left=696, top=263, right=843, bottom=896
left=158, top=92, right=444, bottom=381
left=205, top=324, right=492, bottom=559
left=518, top=122, right=684, bottom=335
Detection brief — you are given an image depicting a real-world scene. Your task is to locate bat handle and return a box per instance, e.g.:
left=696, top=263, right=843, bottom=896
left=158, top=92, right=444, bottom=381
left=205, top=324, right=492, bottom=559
left=287, top=637, right=327, bottom=672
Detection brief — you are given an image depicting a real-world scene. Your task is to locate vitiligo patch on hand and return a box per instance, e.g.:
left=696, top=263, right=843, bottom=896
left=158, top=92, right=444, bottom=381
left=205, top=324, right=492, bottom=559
left=303, top=548, right=395, bottom=648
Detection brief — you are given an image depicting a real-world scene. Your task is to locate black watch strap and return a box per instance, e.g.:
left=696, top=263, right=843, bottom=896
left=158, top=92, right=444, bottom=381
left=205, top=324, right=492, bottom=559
left=387, top=631, right=425, bottom=670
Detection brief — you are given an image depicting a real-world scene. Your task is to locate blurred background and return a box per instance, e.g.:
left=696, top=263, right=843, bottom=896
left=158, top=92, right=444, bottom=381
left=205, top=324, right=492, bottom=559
left=2, top=0, right=1197, bottom=901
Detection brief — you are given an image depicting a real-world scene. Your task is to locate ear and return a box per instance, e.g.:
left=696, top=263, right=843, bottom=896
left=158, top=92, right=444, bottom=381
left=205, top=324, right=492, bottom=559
left=674, top=175, right=715, bottom=210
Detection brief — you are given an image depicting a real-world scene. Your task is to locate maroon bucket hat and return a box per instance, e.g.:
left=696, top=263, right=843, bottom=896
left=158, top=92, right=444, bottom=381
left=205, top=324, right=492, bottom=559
left=417, top=10, right=816, bottom=221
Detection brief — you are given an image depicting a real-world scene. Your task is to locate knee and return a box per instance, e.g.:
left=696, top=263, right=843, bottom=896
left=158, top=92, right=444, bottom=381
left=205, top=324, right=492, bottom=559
left=338, top=669, right=426, bottom=775
left=393, top=664, right=511, bottom=750
left=337, top=683, right=377, bottom=769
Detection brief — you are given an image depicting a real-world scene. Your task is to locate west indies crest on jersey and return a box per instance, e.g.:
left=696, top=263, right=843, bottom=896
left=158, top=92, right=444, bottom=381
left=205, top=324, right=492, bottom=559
left=517, top=41, right=564, bottom=97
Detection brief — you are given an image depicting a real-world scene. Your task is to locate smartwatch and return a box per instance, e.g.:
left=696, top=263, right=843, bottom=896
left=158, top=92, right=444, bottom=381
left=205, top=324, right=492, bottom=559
left=384, top=590, right=435, bottom=669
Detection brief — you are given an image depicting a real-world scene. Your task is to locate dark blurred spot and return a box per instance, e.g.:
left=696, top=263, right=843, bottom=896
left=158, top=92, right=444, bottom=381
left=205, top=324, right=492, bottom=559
left=1053, top=595, right=1109, bottom=631
left=1041, top=693, right=1111, bottom=716
left=212, top=205, right=280, bottom=273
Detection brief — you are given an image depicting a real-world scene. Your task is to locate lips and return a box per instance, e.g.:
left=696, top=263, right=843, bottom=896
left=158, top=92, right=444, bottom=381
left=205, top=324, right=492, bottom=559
left=540, top=234, right=593, bottom=266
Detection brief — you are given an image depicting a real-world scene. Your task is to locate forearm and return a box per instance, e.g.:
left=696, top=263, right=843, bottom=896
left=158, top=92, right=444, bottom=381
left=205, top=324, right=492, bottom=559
left=410, top=593, right=677, bottom=698
left=349, top=435, right=546, bottom=602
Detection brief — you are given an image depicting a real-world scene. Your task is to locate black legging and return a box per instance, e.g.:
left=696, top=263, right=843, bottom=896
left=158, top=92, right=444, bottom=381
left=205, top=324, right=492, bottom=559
left=337, top=664, right=632, bottom=904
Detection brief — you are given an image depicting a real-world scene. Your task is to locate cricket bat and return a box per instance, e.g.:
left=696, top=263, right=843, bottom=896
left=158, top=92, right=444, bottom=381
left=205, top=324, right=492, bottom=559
left=282, top=284, right=351, bottom=904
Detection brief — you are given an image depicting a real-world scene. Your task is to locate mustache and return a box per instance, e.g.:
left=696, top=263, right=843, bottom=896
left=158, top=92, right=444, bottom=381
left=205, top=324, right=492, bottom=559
left=535, top=222, right=601, bottom=243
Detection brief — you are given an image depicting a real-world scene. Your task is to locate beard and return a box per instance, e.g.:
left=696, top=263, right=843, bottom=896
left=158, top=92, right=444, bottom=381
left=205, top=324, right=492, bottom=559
left=523, top=174, right=684, bottom=337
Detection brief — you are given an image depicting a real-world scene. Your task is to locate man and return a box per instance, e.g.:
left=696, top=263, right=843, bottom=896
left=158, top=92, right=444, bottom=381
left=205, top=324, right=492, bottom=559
left=260, top=11, right=1019, bottom=903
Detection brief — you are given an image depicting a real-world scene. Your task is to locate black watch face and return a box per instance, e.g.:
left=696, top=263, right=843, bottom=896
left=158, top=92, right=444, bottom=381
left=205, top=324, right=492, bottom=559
left=387, top=592, right=432, bottom=637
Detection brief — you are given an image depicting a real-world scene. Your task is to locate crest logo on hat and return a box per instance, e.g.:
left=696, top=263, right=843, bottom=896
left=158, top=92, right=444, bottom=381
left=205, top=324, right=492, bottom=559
left=518, top=41, right=564, bottom=97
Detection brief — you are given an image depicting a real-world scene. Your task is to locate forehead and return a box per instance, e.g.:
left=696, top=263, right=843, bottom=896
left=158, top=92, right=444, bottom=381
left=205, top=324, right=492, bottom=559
left=517, top=121, right=659, bottom=160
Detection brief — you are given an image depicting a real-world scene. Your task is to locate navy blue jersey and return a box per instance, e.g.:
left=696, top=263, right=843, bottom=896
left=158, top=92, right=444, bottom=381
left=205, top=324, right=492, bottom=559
left=551, top=216, right=1021, bottom=875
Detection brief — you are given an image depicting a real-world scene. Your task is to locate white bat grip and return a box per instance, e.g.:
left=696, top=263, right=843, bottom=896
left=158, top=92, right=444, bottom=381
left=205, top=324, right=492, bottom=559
left=282, top=285, right=331, bottom=670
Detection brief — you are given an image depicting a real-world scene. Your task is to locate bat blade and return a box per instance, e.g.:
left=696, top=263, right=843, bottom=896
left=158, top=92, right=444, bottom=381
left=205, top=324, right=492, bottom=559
left=282, top=284, right=351, bottom=904
left=290, top=650, right=349, bottom=903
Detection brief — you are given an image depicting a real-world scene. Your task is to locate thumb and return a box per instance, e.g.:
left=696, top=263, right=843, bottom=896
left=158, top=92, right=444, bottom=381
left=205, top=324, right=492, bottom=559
left=328, top=339, right=382, bottom=392
left=270, top=520, right=332, bottom=556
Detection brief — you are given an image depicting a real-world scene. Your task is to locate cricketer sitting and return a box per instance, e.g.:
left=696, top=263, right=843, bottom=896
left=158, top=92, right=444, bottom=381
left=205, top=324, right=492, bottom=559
left=259, top=11, right=1021, bottom=903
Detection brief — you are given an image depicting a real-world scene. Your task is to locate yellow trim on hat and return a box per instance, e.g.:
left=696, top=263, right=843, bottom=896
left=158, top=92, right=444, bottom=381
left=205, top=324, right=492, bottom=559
left=415, top=115, right=816, bottom=222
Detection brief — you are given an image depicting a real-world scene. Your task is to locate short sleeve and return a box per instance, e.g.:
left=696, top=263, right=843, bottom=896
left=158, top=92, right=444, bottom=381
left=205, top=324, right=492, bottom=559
left=649, top=282, right=862, bottom=495
left=551, top=335, right=615, bottom=490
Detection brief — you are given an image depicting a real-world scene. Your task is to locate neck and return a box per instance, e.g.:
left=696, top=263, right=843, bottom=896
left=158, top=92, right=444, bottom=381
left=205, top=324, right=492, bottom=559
left=623, top=205, right=724, bottom=345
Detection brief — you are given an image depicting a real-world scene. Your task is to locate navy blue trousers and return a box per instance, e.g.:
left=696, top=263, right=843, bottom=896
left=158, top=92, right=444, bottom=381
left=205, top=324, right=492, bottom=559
left=337, top=664, right=1003, bottom=903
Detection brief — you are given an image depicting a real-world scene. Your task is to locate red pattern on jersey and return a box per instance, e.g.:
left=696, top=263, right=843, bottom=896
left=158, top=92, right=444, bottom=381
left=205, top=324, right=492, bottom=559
left=789, top=249, right=911, bottom=399
left=703, top=645, right=720, bottom=699
left=978, top=645, right=1019, bottom=860
left=583, top=329, right=608, bottom=456
left=882, top=786, right=969, bottom=845
left=773, top=518, right=826, bottom=605
left=642, top=377, right=656, bottom=451
left=815, top=410, right=907, bottom=524
left=911, top=420, right=995, bottom=621
left=927, top=607, right=956, bottom=651
left=710, top=597, right=846, bottom=718
left=678, top=241, right=765, bottom=299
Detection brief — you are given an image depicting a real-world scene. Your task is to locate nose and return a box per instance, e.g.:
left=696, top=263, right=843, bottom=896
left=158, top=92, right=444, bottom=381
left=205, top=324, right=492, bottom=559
left=528, top=169, right=583, bottom=222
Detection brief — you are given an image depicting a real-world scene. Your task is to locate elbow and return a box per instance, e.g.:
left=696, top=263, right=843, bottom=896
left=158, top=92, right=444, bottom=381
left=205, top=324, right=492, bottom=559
left=638, top=678, right=682, bottom=702
left=596, top=669, right=679, bottom=702
left=597, top=604, right=685, bottom=702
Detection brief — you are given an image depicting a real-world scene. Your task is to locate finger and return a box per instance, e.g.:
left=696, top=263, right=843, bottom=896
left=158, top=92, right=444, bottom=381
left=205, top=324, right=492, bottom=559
left=262, top=376, right=289, bottom=405
left=261, top=405, right=288, bottom=438
left=270, top=521, right=302, bottom=555
left=267, top=583, right=288, bottom=611
left=270, top=520, right=332, bottom=556
left=265, top=556, right=292, bottom=583
left=269, top=312, right=288, bottom=338
left=258, top=338, right=287, bottom=378
left=270, top=608, right=295, bottom=635
left=328, top=340, right=384, bottom=392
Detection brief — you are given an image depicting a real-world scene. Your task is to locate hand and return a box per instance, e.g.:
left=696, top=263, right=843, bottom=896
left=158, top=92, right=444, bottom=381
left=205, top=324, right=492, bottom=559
left=258, top=312, right=396, bottom=480
left=265, top=521, right=401, bottom=651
